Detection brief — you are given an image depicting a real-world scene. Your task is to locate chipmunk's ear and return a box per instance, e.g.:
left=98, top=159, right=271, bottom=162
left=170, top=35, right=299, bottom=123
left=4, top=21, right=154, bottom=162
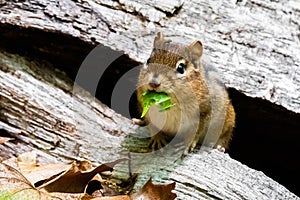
left=189, top=40, right=203, bottom=58
left=153, top=32, right=165, bottom=47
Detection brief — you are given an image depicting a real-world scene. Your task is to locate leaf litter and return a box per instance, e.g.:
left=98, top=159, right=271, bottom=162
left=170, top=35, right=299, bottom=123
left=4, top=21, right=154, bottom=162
left=0, top=151, right=176, bottom=200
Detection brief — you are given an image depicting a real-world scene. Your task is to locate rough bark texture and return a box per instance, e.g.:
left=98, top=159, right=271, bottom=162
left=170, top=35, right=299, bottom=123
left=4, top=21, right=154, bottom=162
left=0, top=51, right=135, bottom=164
left=0, top=0, right=300, bottom=199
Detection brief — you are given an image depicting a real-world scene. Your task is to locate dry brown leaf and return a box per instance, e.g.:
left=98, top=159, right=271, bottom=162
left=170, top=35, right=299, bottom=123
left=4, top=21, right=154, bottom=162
left=25, top=163, right=72, bottom=186
left=131, top=178, right=176, bottom=200
left=39, top=158, right=128, bottom=193
left=0, top=156, right=130, bottom=200
left=0, top=136, right=13, bottom=144
left=91, top=178, right=176, bottom=200
left=1, top=156, right=175, bottom=200
left=0, top=162, right=59, bottom=200
left=14, top=151, right=70, bottom=185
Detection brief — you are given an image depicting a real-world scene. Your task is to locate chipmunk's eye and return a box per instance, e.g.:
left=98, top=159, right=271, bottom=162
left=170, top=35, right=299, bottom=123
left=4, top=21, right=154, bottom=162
left=146, top=58, right=151, bottom=65
left=143, top=58, right=151, bottom=69
left=176, top=60, right=186, bottom=74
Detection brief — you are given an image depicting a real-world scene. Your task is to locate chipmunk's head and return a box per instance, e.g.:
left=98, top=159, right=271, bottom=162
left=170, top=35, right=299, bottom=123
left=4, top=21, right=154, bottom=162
left=138, top=32, right=204, bottom=95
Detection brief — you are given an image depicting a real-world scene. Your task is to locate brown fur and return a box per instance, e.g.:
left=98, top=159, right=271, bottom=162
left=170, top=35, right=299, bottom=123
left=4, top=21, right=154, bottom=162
left=137, top=32, right=235, bottom=154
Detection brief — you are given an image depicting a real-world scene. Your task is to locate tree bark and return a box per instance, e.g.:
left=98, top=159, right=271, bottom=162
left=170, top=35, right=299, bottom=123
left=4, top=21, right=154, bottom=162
left=0, top=0, right=299, bottom=199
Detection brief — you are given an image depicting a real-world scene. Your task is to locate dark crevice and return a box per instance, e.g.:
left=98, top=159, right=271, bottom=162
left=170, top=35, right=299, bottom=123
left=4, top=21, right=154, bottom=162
left=0, top=24, right=299, bottom=197
left=0, top=129, right=15, bottom=139
left=227, top=88, right=300, bottom=197
left=154, top=3, right=184, bottom=18
left=0, top=122, right=26, bottom=144
left=0, top=23, right=95, bottom=80
left=95, top=54, right=140, bottom=118
left=248, top=1, right=276, bottom=12
left=271, top=49, right=292, bottom=58
left=235, top=41, right=257, bottom=49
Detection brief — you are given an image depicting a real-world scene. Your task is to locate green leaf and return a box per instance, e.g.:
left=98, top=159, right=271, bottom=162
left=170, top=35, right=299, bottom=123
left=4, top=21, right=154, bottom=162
left=141, top=91, right=175, bottom=118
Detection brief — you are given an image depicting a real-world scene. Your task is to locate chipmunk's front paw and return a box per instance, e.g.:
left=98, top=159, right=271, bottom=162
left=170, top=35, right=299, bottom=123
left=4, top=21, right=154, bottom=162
left=216, top=145, right=226, bottom=152
left=148, top=132, right=168, bottom=152
left=132, top=118, right=146, bottom=126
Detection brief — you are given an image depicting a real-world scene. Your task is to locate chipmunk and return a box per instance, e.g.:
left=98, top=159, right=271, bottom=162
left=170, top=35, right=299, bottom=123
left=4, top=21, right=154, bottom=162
left=137, top=32, right=235, bottom=154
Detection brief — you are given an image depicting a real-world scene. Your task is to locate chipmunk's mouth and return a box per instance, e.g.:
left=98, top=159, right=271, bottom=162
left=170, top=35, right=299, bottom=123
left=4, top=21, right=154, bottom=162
left=140, top=90, right=176, bottom=118
left=144, top=87, right=161, bottom=93
left=145, top=85, right=172, bottom=93
left=147, top=89, right=173, bottom=97
left=148, top=89, right=162, bottom=93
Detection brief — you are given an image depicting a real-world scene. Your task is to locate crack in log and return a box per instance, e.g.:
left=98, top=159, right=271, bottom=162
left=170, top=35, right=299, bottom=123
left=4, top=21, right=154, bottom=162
left=271, top=49, right=293, bottom=59
left=114, top=0, right=158, bottom=23
left=247, top=0, right=276, bottom=12
left=92, top=0, right=150, bottom=23
left=154, top=2, right=184, bottom=18
left=234, top=41, right=257, bottom=49
left=0, top=128, right=21, bottom=143
left=89, top=9, right=117, bottom=33
left=172, top=179, right=223, bottom=200
left=43, top=10, right=73, bottom=24
left=92, top=107, right=117, bottom=124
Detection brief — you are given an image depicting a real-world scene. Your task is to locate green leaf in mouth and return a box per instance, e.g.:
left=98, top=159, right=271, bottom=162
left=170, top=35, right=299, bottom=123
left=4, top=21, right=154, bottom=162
left=141, top=90, right=176, bottom=118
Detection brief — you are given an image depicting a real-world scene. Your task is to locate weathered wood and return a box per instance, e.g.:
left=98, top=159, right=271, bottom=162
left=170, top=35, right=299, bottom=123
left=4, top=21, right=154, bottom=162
left=0, top=0, right=299, bottom=113
left=0, top=51, right=135, bottom=164
left=0, top=51, right=298, bottom=199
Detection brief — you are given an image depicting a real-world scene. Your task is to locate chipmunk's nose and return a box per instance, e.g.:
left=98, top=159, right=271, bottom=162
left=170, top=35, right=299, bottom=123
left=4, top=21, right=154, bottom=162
left=149, top=76, right=161, bottom=89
